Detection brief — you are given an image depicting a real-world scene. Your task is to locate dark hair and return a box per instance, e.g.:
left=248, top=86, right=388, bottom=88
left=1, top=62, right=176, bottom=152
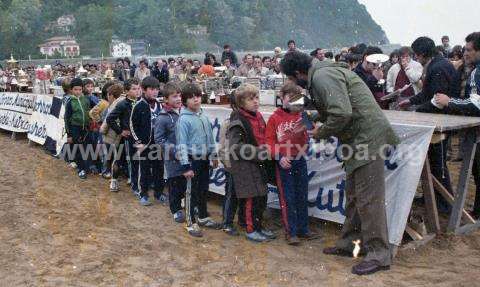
left=124, top=78, right=140, bottom=91
left=116, top=58, right=124, bottom=63
left=449, top=45, right=464, bottom=59
left=70, top=78, right=84, bottom=89
left=287, top=40, right=296, bottom=46
left=223, top=44, right=230, bottom=49
left=83, top=78, right=94, bottom=86
left=389, top=50, right=399, bottom=60
left=101, top=81, right=115, bottom=100
left=363, top=46, right=383, bottom=57
left=466, top=32, right=480, bottom=51
left=325, top=51, right=333, bottom=59
left=310, top=48, right=320, bottom=57
left=181, top=83, right=202, bottom=105
left=442, top=35, right=449, bottom=41
left=262, top=56, right=271, bottom=63
left=123, top=57, right=131, bottom=65
left=168, top=57, right=175, bottom=63
left=280, top=51, right=313, bottom=77
left=163, top=82, right=180, bottom=98
left=345, top=53, right=362, bottom=64
left=139, top=59, right=148, bottom=66
left=411, top=37, right=436, bottom=58
left=355, top=43, right=368, bottom=55
left=204, top=57, right=212, bottom=65
left=141, top=76, right=160, bottom=90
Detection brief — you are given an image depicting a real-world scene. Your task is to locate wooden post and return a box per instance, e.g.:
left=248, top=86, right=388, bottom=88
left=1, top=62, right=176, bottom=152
left=432, top=176, right=476, bottom=224
left=420, top=159, right=441, bottom=234
left=447, top=129, right=477, bottom=233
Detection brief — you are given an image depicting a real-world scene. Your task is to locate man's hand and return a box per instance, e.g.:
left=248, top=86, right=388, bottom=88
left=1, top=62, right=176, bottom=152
left=121, top=130, right=131, bottom=138
left=434, top=93, right=450, bottom=108
left=67, top=137, right=73, bottom=144
left=183, top=170, right=194, bottom=179
left=398, top=99, right=411, bottom=109
left=279, top=157, right=292, bottom=169
left=372, top=68, right=384, bottom=81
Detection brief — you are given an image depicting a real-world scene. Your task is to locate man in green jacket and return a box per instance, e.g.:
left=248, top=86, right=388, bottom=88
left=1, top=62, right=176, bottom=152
left=281, top=51, right=399, bottom=275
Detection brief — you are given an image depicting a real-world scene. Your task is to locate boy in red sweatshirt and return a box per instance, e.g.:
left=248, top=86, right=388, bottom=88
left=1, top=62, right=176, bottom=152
left=266, top=83, right=314, bottom=245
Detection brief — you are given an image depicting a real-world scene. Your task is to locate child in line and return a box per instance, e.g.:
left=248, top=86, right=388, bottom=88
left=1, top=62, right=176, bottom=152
left=176, top=83, right=220, bottom=237
left=64, top=78, right=95, bottom=179
left=266, top=83, right=316, bottom=245
left=227, top=83, right=276, bottom=242
left=90, top=81, right=115, bottom=178
left=154, top=82, right=185, bottom=223
left=130, top=76, right=165, bottom=206
left=106, top=78, right=141, bottom=193
left=218, top=91, right=245, bottom=236
left=83, top=78, right=102, bottom=174
left=97, top=83, right=124, bottom=182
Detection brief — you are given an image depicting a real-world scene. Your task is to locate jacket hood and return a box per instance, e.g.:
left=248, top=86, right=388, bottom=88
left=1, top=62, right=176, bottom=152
left=307, top=59, right=349, bottom=89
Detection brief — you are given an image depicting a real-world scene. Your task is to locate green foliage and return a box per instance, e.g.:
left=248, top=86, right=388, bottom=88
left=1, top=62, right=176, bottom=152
left=0, top=0, right=388, bottom=59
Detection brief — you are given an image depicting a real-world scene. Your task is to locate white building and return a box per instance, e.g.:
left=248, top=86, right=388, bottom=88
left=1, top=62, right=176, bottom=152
left=39, top=36, right=80, bottom=57
left=111, top=42, right=132, bottom=58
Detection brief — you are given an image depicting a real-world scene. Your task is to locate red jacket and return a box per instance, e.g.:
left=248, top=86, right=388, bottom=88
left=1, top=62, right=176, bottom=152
left=266, top=108, right=308, bottom=159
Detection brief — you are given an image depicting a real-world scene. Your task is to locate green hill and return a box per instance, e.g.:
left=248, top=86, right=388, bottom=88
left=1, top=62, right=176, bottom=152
left=0, top=0, right=387, bottom=59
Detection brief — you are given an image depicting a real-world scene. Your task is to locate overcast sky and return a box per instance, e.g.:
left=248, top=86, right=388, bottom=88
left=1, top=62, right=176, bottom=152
left=358, top=0, right=480, bottom=46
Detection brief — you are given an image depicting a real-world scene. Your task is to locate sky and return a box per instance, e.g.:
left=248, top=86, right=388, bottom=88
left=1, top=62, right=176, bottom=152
left=358, top=0, right=480, bottom=46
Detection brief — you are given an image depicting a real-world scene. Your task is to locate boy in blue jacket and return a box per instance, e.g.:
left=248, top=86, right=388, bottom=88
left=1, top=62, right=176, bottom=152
left=130, top=76, right=164, bottom=206
left=176, top=83, right=220, bottom=237
left=154, top=82, right=185, bottom=223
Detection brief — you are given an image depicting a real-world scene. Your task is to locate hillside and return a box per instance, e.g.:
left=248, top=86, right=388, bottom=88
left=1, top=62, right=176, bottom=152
left=0, top=0, right=388, bottom=58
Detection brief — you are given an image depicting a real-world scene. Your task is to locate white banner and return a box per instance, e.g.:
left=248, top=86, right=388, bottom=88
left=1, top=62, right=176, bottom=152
left=202, top=106, right=434, bottom=246
left=28, top=94, right=53, bottom=144
left=0, top=92, right=35, bottom=132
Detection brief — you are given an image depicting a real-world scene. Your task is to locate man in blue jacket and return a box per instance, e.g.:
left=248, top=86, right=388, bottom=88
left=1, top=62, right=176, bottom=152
left=434, top=32, right=480, bottom=218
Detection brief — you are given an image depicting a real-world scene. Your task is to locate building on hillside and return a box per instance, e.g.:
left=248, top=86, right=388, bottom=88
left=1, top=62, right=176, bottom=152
left=110, top=36, right=132, bottom=58
left=126, top=39, right=146, bottom=56
left=39, top=36, right=80, bottom=57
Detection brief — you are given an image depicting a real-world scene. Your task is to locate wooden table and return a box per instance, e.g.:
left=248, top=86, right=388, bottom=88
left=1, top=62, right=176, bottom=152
left=385, top=110, right=480, bottom=236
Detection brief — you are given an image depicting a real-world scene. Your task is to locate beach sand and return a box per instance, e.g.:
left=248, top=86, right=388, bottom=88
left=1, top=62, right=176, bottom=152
left=1, top=131, right=480, bottom=287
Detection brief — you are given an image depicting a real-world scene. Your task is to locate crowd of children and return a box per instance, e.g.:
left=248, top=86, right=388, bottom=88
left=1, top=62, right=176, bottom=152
left=62, top=76, right=316, bottom=244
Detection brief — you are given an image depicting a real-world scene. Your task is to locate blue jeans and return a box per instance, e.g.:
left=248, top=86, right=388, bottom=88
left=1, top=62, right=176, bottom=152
left=276, top=157, right=309, bottom=237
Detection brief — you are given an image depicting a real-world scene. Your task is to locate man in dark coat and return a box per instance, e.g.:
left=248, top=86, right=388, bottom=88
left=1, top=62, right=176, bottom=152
left=399, top=36, right=461, bottom=213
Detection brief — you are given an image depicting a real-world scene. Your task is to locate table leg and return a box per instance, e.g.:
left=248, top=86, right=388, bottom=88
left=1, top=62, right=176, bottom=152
left=421, top=159, right=441, bottom=233
left=447, top=129, right=477, bottom=233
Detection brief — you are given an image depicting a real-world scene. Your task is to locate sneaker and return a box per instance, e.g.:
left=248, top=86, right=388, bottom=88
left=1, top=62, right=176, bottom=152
left=246, top=231, right=269, bottom=242
left=131, top=189, right=140, bottom=198
left=260, top=229, right=276, bottom=240
left=198, top=217, right=221, bottom=229
left=127, top=178, right=132, bottom=185
left=298, top=231, right=320, bottom=241
left=186, top=223, right=203, bottom=237
left=139, top=196, right=152, bottom=206
left=154, top=191, right=168, bottom=204
left=173, top=210, right=185, bottom=223
left=287, top=236, right=301, bottom=246
left=110, top=179, right=119, bottom=192
left=78, top=170, right=87, bottom=179
left=102, top=172, right=112, bottom=179
left=69, top=162, right=78, bottom=169
left=222, top=224, right=239, bottom=236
